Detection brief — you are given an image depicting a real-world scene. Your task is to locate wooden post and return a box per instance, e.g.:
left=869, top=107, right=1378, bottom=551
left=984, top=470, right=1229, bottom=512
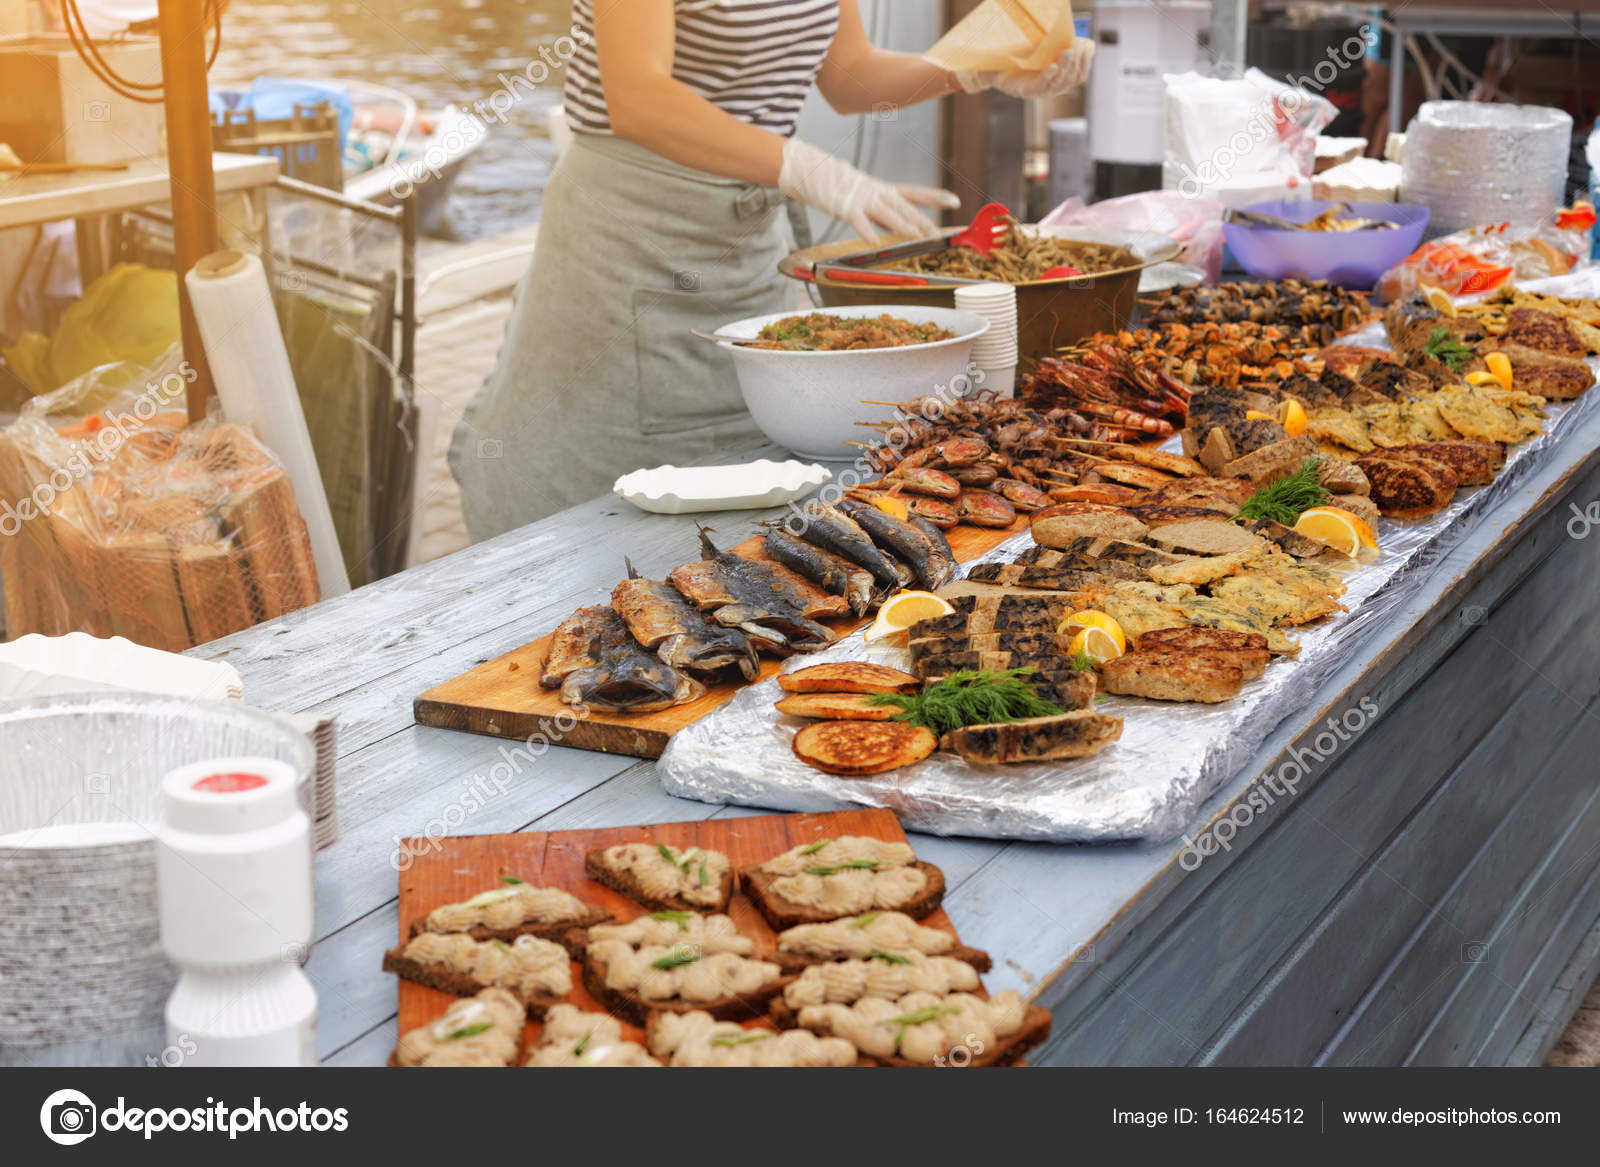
left=156, top=0, right=219, bottom=424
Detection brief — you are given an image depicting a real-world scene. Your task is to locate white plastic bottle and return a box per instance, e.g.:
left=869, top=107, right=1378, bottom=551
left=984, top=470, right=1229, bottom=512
left=155, top=757, right=318, bottom=1066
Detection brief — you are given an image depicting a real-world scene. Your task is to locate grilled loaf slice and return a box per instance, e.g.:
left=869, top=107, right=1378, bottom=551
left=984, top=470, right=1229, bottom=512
left=1031, top=503, right=1150, bottom=547
left=1150, top=519, right=1270, bottom=558
left=941, top=710, right=1122, bottom=764
left=1222, top=434, right=1319, bottom=482
left=1101, top=649, right=1244, bottom=703
left=777, top=662, right=921, bottom=694
left=791, top=720, right=937, bottom=775
left=584, top=843, right=735, bottom=914
left=775, top=692, right=900, bottom=721
left=741, top=837, right=947, bottom=930
left=1355, top=454, right=1458, bottom=519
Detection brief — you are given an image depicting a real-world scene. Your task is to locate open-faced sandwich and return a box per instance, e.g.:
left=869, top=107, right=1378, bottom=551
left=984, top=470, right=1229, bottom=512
left=794, top=989, right=1051, bottom=1067
left=776, top=910, right=990, bottom=972
left=644, top=1010, right=857, bottom=1067
left=580, top=912, right=788, bottom=1025
left=584, top=841, right=734, bottom=913
left=409, top=878, right=610, bottom=948
left=769, top=951, right=984, bottom=1028
left=383, top=931, right=572, bottom=1018
left=740, top=836, right=945, bottom=929
left=391, top=987, right=525, bottom=1067
left=523, top=1004, right=661, bottom=1067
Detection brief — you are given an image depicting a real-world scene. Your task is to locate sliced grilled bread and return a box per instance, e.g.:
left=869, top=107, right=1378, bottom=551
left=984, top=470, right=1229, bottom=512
left=793, top=991, right=1053, bottom=1067
left=776, top=911, right=992, bottom=973
left=740, top=836, right=943, bottom=930
left=391, top=988, right=525, bottom=1067
left=1101, top=649, right=1244, bottom=703
left=408, top=881, right=611, bottom=945
left=584, top=842, right=735, bottom=913
left=1093, top=462, right=1179, bottom=491
left=1222, top=434, right=1320, bottom=482
left=1149, top=519, right=1269, bottom=558
left=777, top=662, right=921, bottom=694
left=581, top=952, right=791, bottom=1027
left=1047, top=482, right=1145, bottom=505
left=1031, top=503, right=1150, bottom=547
left=775, top=692, right=900, bottom=721
left=941, top=710, right=1123, bottom=764
left=792, top=720, right=938, bottom=776
left=383, top=933, right=572, bottom=1019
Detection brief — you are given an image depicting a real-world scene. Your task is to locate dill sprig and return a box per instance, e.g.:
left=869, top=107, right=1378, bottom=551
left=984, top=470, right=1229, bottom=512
left=1233, top=457, right=1329, bottom=526
left=868, top=668, right=1061, bottom=736
left=1424, top=326, right=1477, bottom=371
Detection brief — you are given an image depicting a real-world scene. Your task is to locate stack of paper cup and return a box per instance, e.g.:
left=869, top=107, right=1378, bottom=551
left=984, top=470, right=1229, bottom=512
left=955, top=282, right=1019, bottom=397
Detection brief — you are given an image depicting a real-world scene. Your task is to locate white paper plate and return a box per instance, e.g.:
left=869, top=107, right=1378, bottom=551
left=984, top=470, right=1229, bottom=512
left=614, top=459, right=832, bottom=515
left=0, top=633, right=243, bottom=703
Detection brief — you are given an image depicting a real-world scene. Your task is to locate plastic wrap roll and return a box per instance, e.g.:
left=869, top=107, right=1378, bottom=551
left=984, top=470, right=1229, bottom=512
left=185, top=250, right=352, bottom=599
left=1400, top=101, right=1570, bottom=237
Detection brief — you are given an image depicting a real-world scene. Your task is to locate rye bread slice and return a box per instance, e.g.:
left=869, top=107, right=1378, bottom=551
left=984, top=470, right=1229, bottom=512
left=381, top=946, right=567, bottom=1020
left=583, top=848, right=736, bottom=914
left=774, top=939, right=992, bottom=975
left=580, top=953, right=791, bottom=1027
left=408, top=905, right=612, bottom=945
left=739, top=860, right=947, bottom=931
left=793, top=1003, right=1053, bottom=1067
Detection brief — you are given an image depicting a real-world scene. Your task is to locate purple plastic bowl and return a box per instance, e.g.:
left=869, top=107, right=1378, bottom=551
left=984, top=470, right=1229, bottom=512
left=1222, top=200, right=1430, bottom=290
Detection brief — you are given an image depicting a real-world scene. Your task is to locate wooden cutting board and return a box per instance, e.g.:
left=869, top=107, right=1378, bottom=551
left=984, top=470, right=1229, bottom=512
left=391, top=808, right=964, bottom=1057
left=413, top=518, right=1027, bottom=758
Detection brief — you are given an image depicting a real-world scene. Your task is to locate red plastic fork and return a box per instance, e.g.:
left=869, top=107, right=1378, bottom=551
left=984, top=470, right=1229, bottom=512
left=949, top=202, right=1010, bottom=255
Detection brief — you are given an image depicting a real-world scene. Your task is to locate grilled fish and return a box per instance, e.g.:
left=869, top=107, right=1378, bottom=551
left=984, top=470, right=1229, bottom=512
left=838, top=499, right=957, bottom=590
left=541, top=606, right=704, bottom=712
left=762, top=530, right=878, bottom=617
left=784, top=502, right=901, bottom=589
left=908, top=512, right=955, bottom=559
left=611, top=563, right=760, bottom=681
left=669, top=530, right=839, bottom=654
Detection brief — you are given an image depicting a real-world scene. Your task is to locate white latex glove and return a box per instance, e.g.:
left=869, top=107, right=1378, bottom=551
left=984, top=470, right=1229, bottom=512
left=778, top=138, right=960, bottom=244
left=957, top=40, right=1095, bottom=99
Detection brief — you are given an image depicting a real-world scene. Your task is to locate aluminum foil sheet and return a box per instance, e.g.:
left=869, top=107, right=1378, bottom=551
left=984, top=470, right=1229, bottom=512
left=659, top=272, right=1600, bottom=843
left=1400, top=101, right=1571, bottom=236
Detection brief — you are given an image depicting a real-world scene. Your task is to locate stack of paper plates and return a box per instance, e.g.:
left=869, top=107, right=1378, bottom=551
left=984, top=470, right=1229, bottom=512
left=0, top=693, right=314, bottom=1056
left=0, top=633, right=244, bottom=703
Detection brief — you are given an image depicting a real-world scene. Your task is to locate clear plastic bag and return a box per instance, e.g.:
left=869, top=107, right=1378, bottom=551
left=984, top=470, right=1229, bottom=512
left=1041, top=189, right=1226, bottom=283
left=0, top=346, right=321, bottom=649
left=1374, top=205, right=1597, bottom=302
left=1162, top=68, right=1335, bottom=207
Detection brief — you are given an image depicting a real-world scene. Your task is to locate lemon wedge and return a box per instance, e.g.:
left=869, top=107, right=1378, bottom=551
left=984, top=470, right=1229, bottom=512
left=1282, top=397, right=1308, bottom=436
left=872, top=495, right=910, bottom=522
left=1484, top=351, right=1513, bottom=391
left=1058, top=610, right=1126, bottom=664
left=1068, top=626, right=1124, bottom=665
left=1420, top=283, right=1456, bottom=318
left=863, top=590, right=954, bottom=644
left=1293, top=505, right=1378, bottom=557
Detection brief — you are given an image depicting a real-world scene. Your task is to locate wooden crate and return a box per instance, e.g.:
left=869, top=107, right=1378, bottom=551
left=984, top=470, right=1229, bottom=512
left=0, top=36, right=165, bottom=167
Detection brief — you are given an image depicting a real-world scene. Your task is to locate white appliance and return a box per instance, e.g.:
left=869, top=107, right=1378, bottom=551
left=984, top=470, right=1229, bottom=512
left=1089, top=0, right=1211, bottom=167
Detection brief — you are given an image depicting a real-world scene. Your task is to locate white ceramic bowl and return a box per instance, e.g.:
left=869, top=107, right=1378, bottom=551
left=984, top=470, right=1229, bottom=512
left=718, top=306, right=989, bottom=461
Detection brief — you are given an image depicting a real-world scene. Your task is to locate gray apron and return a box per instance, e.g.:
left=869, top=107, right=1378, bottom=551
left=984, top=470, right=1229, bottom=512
left=450, top=134, right=796, bottom=540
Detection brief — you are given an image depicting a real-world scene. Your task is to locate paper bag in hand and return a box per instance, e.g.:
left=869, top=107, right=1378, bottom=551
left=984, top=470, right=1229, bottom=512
left=924, top=0, right=1077, bottom=75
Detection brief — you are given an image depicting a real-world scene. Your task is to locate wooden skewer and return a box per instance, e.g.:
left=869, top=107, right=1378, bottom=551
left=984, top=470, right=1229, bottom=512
left=859, top=399, right=912, bottom=408
left=853, top=420, right=893, bottom=429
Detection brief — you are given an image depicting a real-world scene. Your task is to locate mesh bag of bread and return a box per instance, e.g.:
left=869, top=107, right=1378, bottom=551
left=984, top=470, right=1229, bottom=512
left=0, top=348, right=320, bottom=649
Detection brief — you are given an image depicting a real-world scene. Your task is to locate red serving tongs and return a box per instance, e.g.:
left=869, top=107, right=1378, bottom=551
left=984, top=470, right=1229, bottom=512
left=807, top=201, right=1014, bottom=286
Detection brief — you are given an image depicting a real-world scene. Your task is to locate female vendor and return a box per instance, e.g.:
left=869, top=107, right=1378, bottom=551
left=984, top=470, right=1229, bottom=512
left=452, top=0, right=1092, bottom=537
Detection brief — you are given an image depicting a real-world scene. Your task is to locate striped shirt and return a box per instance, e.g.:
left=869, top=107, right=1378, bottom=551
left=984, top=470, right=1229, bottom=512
left=564, top=0, right=840, bottom=137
